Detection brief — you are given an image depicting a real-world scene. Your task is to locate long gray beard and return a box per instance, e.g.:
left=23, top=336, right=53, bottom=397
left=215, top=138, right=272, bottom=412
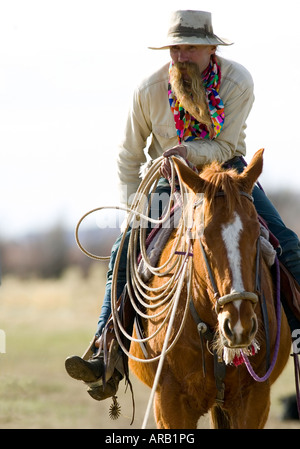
left=169, top=62, right=213, bottom=136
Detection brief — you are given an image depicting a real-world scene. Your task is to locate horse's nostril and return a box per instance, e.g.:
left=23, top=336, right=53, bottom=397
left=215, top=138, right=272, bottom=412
left=251, top=317, right=257, bottom=336
left=224, top=318, right=233, bottom=338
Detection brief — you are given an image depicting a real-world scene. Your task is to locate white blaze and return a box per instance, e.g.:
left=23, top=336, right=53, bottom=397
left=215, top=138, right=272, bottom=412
left=221, top=212, right=245, bottom=341
left=221, top=212, right=244, bottom=293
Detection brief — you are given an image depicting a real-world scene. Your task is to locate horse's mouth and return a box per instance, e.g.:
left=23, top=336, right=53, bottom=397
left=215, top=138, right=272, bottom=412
left=221, top=335, right=252, bottom=350
left=219, top=336, right=260, bottom=365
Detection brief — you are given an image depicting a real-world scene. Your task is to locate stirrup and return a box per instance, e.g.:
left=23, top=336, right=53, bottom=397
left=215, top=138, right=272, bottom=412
left=87, top=370, right=122, bottom=402
left=100, top=338, right=124, bottom=384
left=85, top=338, right=124, bottom=403
left=84, top=337, right=123, bottom=385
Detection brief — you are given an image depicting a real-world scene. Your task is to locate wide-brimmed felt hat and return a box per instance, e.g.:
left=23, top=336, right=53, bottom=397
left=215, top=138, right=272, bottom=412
left=149, top=10, right=233, bottom=49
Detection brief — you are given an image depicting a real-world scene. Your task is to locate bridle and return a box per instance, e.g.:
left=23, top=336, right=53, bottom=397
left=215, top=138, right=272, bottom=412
left=192, top=190, right=260, bottom=315
left=189, top=189, right=267, bottom=405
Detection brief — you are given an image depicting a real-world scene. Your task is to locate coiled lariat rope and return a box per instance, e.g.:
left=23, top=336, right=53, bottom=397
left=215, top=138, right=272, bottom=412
left=75, top=156, right=196, bottom=427
left=75, top=156, right=194, bottom=361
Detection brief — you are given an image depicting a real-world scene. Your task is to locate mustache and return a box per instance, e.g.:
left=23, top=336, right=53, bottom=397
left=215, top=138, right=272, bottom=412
left=171, top=62, right=201, bottom=82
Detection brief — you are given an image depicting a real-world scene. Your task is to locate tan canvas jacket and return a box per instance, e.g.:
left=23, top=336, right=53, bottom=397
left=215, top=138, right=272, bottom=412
left=118, top=56, right=254, bottom=205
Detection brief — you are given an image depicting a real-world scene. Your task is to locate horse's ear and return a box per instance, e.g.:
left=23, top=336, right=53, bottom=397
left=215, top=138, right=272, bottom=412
left=239, top=148, right=264, bottom=192
left=172, top=157, right=206, bottom=194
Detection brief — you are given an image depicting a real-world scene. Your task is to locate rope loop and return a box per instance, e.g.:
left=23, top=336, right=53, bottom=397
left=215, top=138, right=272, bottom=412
left=75, top=156, right=199, bottom=362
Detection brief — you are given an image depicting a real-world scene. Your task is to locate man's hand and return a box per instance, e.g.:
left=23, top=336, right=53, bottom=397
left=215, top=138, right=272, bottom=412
left=161, top=145, right=187, bottom=178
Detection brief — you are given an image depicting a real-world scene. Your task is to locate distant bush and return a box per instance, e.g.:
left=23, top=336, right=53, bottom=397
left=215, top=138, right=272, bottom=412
left=0, top=223, right=118, bottom=279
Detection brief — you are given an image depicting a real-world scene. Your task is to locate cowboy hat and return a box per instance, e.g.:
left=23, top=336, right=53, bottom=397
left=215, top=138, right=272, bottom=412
left=149, top=10, right=233, bottom=49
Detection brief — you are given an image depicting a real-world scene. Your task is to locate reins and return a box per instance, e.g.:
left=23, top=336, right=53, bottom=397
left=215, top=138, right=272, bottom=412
left=241, top=255, right=282, bottom=381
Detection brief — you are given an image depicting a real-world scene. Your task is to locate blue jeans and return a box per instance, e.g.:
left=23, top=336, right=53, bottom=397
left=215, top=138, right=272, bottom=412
left=95, top=158, right=300, bottom=336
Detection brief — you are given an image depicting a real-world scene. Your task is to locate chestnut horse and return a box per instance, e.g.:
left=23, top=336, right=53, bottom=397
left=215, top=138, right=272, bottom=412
left=128, top=149, right=291, bottom=429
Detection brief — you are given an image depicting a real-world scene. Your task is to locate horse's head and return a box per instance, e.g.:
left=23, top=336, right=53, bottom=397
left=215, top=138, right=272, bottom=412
left=173, top=149, right=264, bottom=351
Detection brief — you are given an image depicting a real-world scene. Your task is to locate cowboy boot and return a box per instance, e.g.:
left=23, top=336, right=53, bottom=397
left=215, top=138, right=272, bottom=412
left=65, top=285, right=135, bottom=401
left=65, top=355, right=104, bottom=383
left=65, top=336, right=124, bottom=401
left=84, top=285, right=135, bottom=401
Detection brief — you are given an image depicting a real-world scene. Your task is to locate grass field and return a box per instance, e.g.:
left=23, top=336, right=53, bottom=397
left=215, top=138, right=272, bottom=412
left=0, top=264, right=299, bottom=429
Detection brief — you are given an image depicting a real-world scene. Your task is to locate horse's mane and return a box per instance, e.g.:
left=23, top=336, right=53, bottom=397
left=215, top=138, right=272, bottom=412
left=199, top=161, right=242, bottom=218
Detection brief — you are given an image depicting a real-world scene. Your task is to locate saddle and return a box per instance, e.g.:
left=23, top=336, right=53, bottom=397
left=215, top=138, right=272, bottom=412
left=258, top=215, right=300, bottom=323
left=280, top=262, right=300, bottom=322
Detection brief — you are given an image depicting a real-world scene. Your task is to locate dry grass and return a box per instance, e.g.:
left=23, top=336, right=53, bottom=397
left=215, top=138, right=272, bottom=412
left=0, top=265, right=299, bottom=429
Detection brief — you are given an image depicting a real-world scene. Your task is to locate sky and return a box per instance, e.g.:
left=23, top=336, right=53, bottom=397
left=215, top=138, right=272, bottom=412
left=0, top=0, right=300, bottom=240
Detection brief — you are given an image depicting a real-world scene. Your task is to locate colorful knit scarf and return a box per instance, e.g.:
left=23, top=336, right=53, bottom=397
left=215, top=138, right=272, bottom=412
left=168, top=55, right=225, bottom=143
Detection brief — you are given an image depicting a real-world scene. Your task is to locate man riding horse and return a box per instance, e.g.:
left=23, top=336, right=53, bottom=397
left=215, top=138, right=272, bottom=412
left=65, top=10, right=300, bottom=403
